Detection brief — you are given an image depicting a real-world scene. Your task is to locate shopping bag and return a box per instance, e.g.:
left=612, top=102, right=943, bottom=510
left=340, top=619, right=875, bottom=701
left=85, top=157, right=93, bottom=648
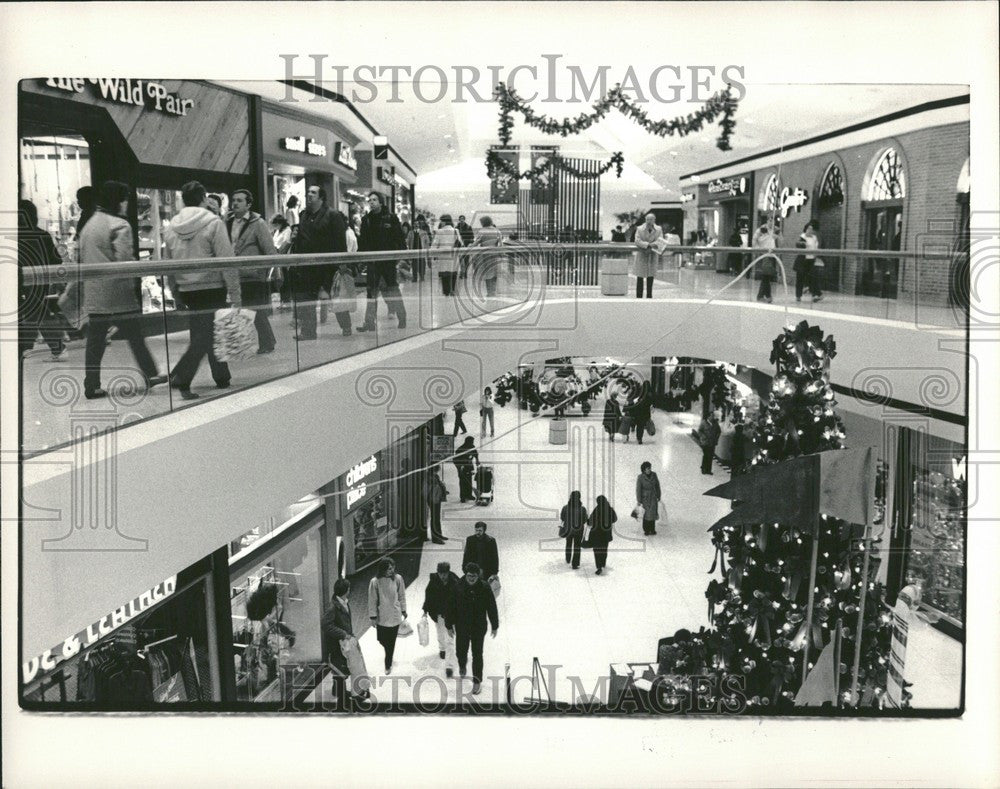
left=57, top=281, right=84, bottom=329
left=330, top=270, right=357, bottom=313
left=558, top=521, right=570, bottom=538
left=647, top=419, right=657, bottom=436
left=340, top=636, right=371, bottom=694
left=488, top=575, right=501, bottom=598
left=398, top=619, right=414, bottom=637
left=212, top=308, right=257, bottom=362
left=417, top=615, right=430, bottom=647
left=630, top=503, right=645, bottom=521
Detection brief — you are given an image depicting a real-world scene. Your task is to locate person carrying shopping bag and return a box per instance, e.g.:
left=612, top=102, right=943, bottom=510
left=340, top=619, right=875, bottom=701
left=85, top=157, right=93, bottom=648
left=422, top=561, right=460, bottom=677
left=368, top=557, right=407, bottom=675
left=559, top=490, right=589, bottom=570
left=322, top=578, right=370, bottom=700
left=635, top=461, right=662, bottom=535
left=586, top=495, right=617, bottom=575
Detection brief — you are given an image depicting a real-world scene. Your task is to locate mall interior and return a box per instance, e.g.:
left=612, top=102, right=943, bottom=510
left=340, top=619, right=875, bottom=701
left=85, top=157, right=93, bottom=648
left=16, top=77, right=972, bottom=714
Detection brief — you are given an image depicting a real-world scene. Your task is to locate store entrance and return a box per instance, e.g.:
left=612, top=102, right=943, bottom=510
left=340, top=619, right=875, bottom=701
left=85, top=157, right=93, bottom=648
left=814, top=203, right=843, bottom=293
left=859, top=204, right=902, bottom=298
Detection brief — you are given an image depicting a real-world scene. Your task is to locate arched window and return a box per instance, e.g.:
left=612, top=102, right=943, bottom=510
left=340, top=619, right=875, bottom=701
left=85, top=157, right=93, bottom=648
left=758, top=173, right=779, bottom=213
left=817, top=162, right=844, bottom=208
left=957, top=157, right=970, bottom=195
left=866, top=148, right=906, bottom=201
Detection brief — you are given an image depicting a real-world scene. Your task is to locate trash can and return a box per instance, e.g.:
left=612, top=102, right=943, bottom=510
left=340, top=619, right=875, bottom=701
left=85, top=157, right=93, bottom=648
left=549, top=418, right=568, bottom=445
left=600, top=257, right=629, bottom=296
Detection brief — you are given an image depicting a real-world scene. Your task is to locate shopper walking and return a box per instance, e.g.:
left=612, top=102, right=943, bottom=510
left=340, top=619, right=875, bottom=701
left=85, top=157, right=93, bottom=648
left=422, top=561, right=460, bottom=676
left=559, top=490, right=589, bottom=569
left=423, top=466, right=448, bottom=543
left=163, top=180, right=240, bottom=400
left=456, top=214, right=475, bottom=279
left=228, top=189, right=278, bottom=354
left=414, top=216, right=431, bottom=282
left=77, top=181, right=169, bottom=400
left=634, top=212, right=662, bottom=299
left=452, top=562, right=499, bottom=694
left=453, top=436, right=479, bottom=503
left=626, top=382, right=653, bottom=444
left=431, top=214, right=462, bottom=296
left=479, top=386, right=496, bottom=437
left=290, top=185, right=348, bottom=339
left=635, top=461, right=662, bottom=535
left=586, top=494, right=617, bottom=575
left=697, top=412, right=722, bottom=475
left=17, top=199, right=67, bottom=362
left=462, top=521, right=500, bottom=582
left=467, top=216, right=504, bottom=296
left=754, top=221, right=779, bottom=303
left=357, top=191, right=407, bottom=332
left=602, top=394, right=622, bottom=442
left=322, top=578, right=369, bottom=699
left=452, top=399, right=468, bottom=436
left=794, top=220, right=823, bottom=302
left=368, top=557, right=407, bottom=675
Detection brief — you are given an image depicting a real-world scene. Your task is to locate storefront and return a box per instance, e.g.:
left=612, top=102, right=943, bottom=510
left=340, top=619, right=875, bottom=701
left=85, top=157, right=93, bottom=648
left=351, top=148, right=418, bottom=221
left=18, top=78, right=261, bottom=319
left=680, top=94, right=969, bottom=302
left=701, top=172, right=753, bottom=271
left=260, top=103, right=361, bottom=221
left=21, top=552, right=229, bottom=707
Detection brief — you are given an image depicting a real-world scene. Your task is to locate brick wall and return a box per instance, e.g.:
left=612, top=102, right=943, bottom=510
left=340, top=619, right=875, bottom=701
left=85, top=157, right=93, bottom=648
left=748, top=122, right=969, bottom=304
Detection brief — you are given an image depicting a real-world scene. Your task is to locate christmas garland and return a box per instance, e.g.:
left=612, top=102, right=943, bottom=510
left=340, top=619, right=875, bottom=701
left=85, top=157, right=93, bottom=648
left=494, top=81, right=739, bottom=151
left=486, top=148, right=624, bottom=183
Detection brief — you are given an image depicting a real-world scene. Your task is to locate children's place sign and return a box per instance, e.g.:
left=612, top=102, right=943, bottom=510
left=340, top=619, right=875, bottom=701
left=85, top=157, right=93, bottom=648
left=343, top=455, right=380, bottom=511
left=42, top=78, right=194, bottom=116
left=22, top=575, right=178, bottom=685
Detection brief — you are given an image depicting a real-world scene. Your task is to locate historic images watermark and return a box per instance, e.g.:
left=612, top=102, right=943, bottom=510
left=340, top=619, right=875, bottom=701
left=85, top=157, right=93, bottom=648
left=278, top=54, right=746, bottom=104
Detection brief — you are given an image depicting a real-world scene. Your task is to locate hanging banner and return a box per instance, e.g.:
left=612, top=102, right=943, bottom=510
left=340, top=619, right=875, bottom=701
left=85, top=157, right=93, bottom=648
left=531, top=145, right=558, bottom=205
left=489, top=146, right=519, bottom=204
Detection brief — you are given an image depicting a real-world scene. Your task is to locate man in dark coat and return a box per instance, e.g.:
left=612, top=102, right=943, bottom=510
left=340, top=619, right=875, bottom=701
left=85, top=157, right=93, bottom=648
left=357, top=191, right=407, bottom=332
left=456, top=214, right=475, bottom=278
left=291, top=185, right=348, bottom=339
left=321, top=578, right=368, bottom=699
left=451, top=562, right=499, bottom=694
left=462, top=521, right=499, bottom=580
left=697, top=413, right=722, bottom=475
left=422, top=561, right=460, bottom=676
left=18, top=199, right=66, bottom=361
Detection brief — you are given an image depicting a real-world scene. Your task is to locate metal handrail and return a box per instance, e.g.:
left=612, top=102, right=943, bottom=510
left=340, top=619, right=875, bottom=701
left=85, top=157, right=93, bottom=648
left=20, top=242, right=955, bottom=285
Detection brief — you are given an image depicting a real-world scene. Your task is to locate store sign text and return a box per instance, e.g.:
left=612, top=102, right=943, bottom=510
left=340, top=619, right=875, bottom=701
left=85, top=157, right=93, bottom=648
left=377, top=166, right=396, bottom=186
left=22, top=576, right=177, bottom=685
left=335, top=142, right=358, bottom=170
left=346, top=455, right=379, bottom=510
left=43, top=78, right=193, bottom=117
left=282, top=136, right=327, bottom=157
left=779, top=187, right=809, bottom=218
left=680, top=193, right=695, bottom=203
left=707, top=176, right=747, bottom=197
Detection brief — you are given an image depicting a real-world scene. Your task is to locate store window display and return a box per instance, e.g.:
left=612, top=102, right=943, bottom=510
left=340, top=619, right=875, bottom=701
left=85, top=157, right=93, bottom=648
left=19, top=134, right=91, bottom=261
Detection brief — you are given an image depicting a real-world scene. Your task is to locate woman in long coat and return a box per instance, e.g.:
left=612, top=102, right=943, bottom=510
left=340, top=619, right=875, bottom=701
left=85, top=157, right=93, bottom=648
left=635, top=461, right=662, bottom=536
left=559, top=490, right=589, bottom=570
left=431, top=214, right=463, bottom=296
left=586, top=495, right=617, bottom=575
left=602, top=394, right=622, bottom=442
left=633, top=212, right=663, bottom=299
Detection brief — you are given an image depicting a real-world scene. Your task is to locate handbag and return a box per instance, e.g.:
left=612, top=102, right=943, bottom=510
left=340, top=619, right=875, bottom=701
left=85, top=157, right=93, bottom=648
left=647, top=418, right=656, bottom=436
left=630, top=503, right=645, bottom=521
left=488, top=575, right=501, bottom=598
left=398, top=619, right=414, bottom=637
left=558, top=520, right=570, bottom=538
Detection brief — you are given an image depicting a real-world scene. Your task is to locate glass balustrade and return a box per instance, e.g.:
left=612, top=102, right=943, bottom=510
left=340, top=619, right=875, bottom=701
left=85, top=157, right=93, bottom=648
left=17, top=244, right=964, bottom=455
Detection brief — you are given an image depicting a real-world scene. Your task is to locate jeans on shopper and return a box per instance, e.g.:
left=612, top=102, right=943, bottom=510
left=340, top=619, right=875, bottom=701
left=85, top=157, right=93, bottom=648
left=636, top=276, right=653, bottom=298
left=435, top=616, right=455, bottom=671
left=84, top=311, right=159, bottom=394
left=565, top=533, right=582, bottom=568
left=240, top=280, right=276, bottom=351
left=456, top=625, right=486, bottom=682
left=376, top=624, right=400, bottom=672
left=481, top=408, right=494, bottom=436
left=429, top=501, right=444, bottom=540
left=171, top=288, right=230, bottom=389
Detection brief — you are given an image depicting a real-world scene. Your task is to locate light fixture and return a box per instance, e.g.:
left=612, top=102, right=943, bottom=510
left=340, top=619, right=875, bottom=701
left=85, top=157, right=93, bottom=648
left=444, top=134, right=452, bottom=139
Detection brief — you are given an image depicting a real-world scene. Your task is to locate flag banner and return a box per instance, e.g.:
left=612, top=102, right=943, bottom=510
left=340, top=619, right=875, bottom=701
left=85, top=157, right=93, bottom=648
left=794, top=638, right=838, bottom=706
left=819, top=446, right=874, bottom=526
left=489, top=146, right=519, bottom=204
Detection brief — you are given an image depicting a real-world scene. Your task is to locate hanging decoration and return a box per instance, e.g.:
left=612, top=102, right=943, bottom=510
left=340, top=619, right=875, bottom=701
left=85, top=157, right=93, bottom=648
left=486, top=147, right=624, bottom=184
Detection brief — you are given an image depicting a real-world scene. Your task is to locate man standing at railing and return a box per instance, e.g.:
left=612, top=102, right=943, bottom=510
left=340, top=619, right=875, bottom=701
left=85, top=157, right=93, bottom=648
left=290, top=185, right=348, bottom=339
left=357, top=191, right=407, bottom=332
left=164, top=181, right=240, bottom=400
left=228, top=189, right=278, bottom=353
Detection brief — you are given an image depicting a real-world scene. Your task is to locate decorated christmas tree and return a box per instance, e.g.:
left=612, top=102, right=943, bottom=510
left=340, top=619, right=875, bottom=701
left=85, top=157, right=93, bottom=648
left=664, top=321, right=895, bottom=710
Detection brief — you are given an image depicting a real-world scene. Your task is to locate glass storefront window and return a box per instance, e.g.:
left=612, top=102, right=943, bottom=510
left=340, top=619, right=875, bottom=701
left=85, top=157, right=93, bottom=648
left=230, top=518, right=324, bottom=703
left=906, top=464, right=965, bottom=625
left=19, top=134, right=91, bottom=262
left=136, top=188, right=185, bottom=313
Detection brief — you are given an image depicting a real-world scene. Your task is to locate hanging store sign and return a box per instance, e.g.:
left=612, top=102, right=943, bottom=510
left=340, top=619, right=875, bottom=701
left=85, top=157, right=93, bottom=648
left=21, top=575, right=178, bottom=685
left=779, top=187, right=810, bottom=218
left=335, top=141, right=358, bottom=170
left=344, top=455, right=380, bottom=510
left=707, top=175, right=748, bottom=198
left=42, top=77, right=193, bottom=117
left=282, top=135, right=327, bottom=157
left=680, top=192, right=696, bottom=204
left=377, top=166, right=396, bottom=187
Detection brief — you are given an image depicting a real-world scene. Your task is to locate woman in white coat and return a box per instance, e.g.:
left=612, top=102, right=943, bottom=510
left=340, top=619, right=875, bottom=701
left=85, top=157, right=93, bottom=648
left=368, top=557, right=408, bottom=674
left=431, top=214, right=463, bottom=297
